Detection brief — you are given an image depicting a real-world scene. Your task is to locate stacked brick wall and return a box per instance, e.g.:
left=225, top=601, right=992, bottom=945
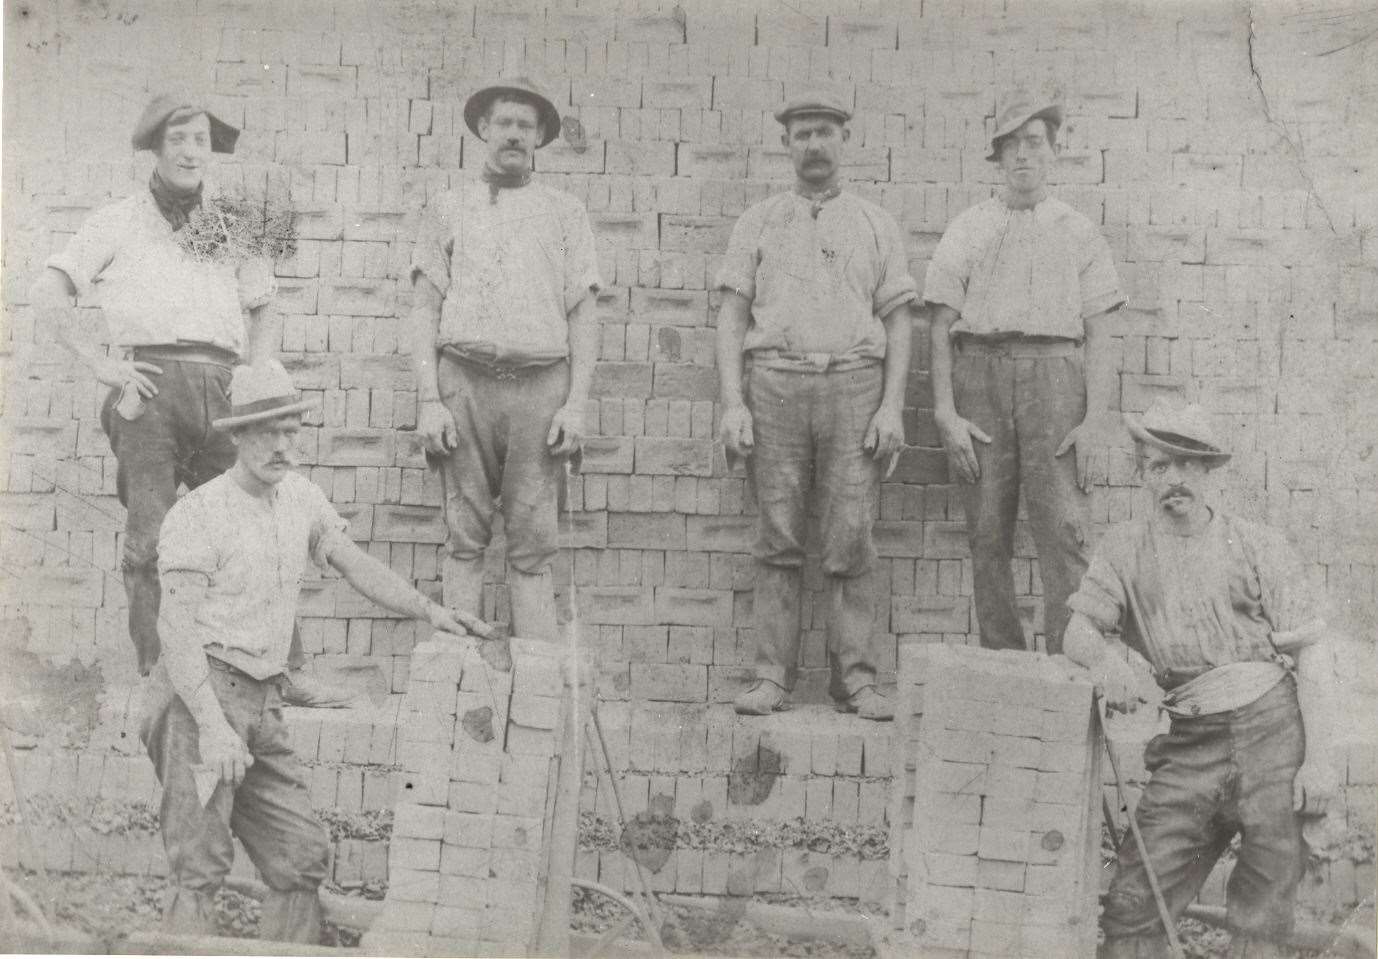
left=2, top=0, right=1375, bottom=709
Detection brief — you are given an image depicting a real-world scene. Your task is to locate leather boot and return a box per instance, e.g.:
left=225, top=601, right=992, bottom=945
left=259, top=887, right=323, bottom=944
left=509, top=568, right=558, bottom=640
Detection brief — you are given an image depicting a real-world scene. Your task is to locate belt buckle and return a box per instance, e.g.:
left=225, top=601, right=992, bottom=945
left=493, top=367, right=520, bottom=381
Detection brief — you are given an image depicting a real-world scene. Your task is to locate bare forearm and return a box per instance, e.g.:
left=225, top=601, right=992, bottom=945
left=879, top=302, right=913, bottom=412
left=158, top=579, right=228, bottom=731
left=928, top=304, right=958, bottom=415
left=715, top=292, right=751, bottom=408
left=33, top=269, right=100, bottom=370
left=243, top=302, right=278, bottom=364
left=565, top=293, right=598, bottom=406
left=1062, top=611, right=1111, bottom=670
left=1082, top=310, right=1116, bottom=414
left=1295, top=640, right=1338, bottom=763
left=332, top=544, right=435, bottom=622
left=410, top=277, right=445, bottom=402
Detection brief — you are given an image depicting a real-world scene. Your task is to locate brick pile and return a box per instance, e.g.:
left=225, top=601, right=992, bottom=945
left=883, top=644, right=1102, bottom=958
left=362, top=633, right=569, bottom=956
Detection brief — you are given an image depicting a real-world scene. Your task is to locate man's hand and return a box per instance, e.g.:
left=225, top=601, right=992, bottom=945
left=1293, top=756, right=1340, bottom=816
left=426, top=602, right=471, bottom=637
left=1092, top=658, right=1152, bottom=715
left=863, top=405, right=905, bottom=479
left=935, top=409, right=991, bottom=484
left=1055, top=411, right=1120, bottom=492
left=719, top=404, right=755, bottom=471
left=418, top=398, right=458, bottom=455
left=95, top=357, right=162, bottom=397
left=547, top=404, right=585, bottom=457
left=199, top=717, right=253, bottom=787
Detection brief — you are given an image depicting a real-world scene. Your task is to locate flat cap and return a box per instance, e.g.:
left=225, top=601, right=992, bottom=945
left=1124, top=398, right=1231, bottom=464
left=464, top=77, right=562, bottom=148
left=987, top=89, right=1063, bottom=161
left=773, top=88, right=853, bottom=125
left=131, top=93, right=240, bottom=154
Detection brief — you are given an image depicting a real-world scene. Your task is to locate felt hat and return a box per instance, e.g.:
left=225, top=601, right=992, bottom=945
left=131, top=93, right=240, bottom=154
left=773, top=87, right=853, bottom=126
left=1124, top=399, right=1231, bottom=464
left=212, top=360, right=319, bottom=431
left=986, top=89, right=1063, bottom=161
left=463, top=77, right=562, bottom=148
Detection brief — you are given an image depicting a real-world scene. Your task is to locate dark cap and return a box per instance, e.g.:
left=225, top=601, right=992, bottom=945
left=987, top=89, right=1063, bottom=161
left=464, top=78, right=562, bottom=148
left=773, top=88, right=853, bottom=126
left=131, top=93, right=240, bottom=154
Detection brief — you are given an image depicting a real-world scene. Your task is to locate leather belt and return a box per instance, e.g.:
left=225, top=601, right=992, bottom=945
left=440, top=346, right=564, bottom=381
left=750, top=349, right=881, bottom=374
left=131, top=343, right=239, bottom=367
left=953, top=334, right=1080, bottom=357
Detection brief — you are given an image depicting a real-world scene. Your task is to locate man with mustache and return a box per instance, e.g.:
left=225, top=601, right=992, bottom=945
left=926, top=90, right=1125, bottom=654
left=28, top=94, right=343, bottom=705
left=1063, top=399, right=1339, bottom=958
left=149, top=360, right=476, bottom=942
left=410, top=78, right=600, bottom=640
left=717, top=90, right=916, bottom=721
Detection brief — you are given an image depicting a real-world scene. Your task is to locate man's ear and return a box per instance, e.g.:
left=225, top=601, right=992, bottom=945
left=779, top=130, right=790, bottom=148
left=841, top=125, right=851, bottom=143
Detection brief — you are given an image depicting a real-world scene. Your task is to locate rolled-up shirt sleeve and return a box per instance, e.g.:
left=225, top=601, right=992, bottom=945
left=562, top=203, right=603, bottom=312
left=1255, top=526, right=1327, bottom=651
left=873, top=210, right=918, bottom=318
left=409, top=196, right=453, bottom=292
left=1067, top=544, right=1127, bottom=634
left=1078, top=228, right=1125, bottom=319
left=307, top=486, right=352, bottom=570
left=158, top=498, right=219, bottom=578
left=45, top=205, right=122, bottom=300
left=715, top=206, right=763, bottom=299
left=922, top=217, right=971, bottom=313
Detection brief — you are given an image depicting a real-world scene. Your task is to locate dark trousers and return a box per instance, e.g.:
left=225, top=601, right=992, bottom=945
left=1102, top=679, right=1306, bottom=948
left=141, top=659, right=328, bottom=942
left=952, top=338, right=1090, bottom=653
left=101, top=354, right=304, bottom=675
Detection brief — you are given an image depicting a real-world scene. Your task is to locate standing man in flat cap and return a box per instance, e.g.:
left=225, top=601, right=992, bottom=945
left=717, top=90, right=916, bottom=721
left=410, top=78, right=601, bottom=640
left=27, top=94, right=337, bottom=703
left=150, top=360, right=476, bottom=941
left=1063, top=399, right=1338, bottom=958
left=926, top=90, right=1125, bottom=654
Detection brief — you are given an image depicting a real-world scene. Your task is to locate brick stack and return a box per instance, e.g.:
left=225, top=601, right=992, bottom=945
left=362, top=633, right=569, bottom=956
left=883, top=644, right=1102, bottom=958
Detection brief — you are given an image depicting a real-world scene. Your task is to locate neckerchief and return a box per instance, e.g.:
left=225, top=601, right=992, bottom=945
left=481, top=163, right=532, bottom=205
left=795, top=183, right=841, bottom=219
left=149, top=170, right=203, bottom=231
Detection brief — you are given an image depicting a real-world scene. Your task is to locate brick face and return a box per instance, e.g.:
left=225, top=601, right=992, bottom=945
left=1, top=0, right=1372, bottom=720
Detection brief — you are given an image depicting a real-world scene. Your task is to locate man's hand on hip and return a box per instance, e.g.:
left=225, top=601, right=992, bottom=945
left=1092, top=657, right=1152, bottom=715
left=418, top=398, right=459, bottom=455
left=547, top=403, right=586, bottom=456
left=935, top=409, right=991, bottom=484
left=199, top=717, right=253, bottom=787
left=718, top=404, right=754, bottom=472
left=863, top=405, right=905, bottom=480
left=1293, top=756, right=1340, bottom=816
left=1055, top=411, right=1121, bottom=492
left=95, top=357, right=162, bottom=397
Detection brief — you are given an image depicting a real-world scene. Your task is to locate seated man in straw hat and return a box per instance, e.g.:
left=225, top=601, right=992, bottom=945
left=1063, top=399, right=1339, bottom=958
left=147, top=360, right=475, bottom=942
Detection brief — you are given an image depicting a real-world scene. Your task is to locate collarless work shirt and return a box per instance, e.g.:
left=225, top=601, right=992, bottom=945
left=157, top=471, right=352, bottom=679
left=410, top=179, right=603, bottom=366
left=716, top=190, right=917, bottom=361
left=1067, top=511, right=1326, bottom=680
left=924, top=196, right=1124, bottom=340
left=45, top=188, right=276, bottom=355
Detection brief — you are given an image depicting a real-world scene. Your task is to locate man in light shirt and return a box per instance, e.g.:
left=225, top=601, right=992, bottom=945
left=150, top=360, right=476, bottom=942
left=410, top=78, right=601, bottom=640
left=926, top=90, right=1125, bottom=654
left=1063, top=399, right=1338, bottom=958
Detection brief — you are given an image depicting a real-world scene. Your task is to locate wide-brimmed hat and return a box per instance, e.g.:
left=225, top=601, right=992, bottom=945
left=986, top=90, right=1063, bottom=161
left=131, top=93, right=240, bottom=154
left=1124, top=399, right=1231, bottom=464
left=773, top=87, right=853, bottom=126
left=464, top=78, right=561, bottom=148
left=212, top=360, right=319, bottom=431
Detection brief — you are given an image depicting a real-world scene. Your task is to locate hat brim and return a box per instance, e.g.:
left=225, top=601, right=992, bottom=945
left=1124, top=413, right=1231, bottom=464
left=773, top=106, right=852, bottom=125
left=986, top=104, right=1064, bottom=162
left=132, top=106, right=240, bottom=154
left=464, top=86, right=561, bottom=148
left=212, top=398, right=317, bottom=432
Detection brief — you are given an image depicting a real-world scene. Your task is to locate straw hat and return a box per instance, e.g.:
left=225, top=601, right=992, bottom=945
left=212, top=360, right=318, bottom=431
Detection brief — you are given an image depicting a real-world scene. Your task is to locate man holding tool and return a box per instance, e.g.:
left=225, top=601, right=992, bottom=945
left=148, top=360, right=488, bottom=942
left=29, top=93, right=344, bottom=705
left=410, top=77, right=601, bottom=642
left=926, top=89, right=1124, bottom=654
left=717, top=88, right=916, bottom=721
left=1062, top=399, right=1339, bottom=958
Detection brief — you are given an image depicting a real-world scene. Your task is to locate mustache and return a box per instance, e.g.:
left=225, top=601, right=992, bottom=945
left=1160, top=485, right=1191, bottom=499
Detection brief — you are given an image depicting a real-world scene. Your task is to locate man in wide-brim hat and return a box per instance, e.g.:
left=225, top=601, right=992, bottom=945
left=925, top=87, right=1126, bottom=655
left=149, top=360, right=478, bottom=942
left=27, top=92, right=343, bottom=705
left=1063, top=398, right=1339, bottom=956
left=409, top=77, right=602, bottom=641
